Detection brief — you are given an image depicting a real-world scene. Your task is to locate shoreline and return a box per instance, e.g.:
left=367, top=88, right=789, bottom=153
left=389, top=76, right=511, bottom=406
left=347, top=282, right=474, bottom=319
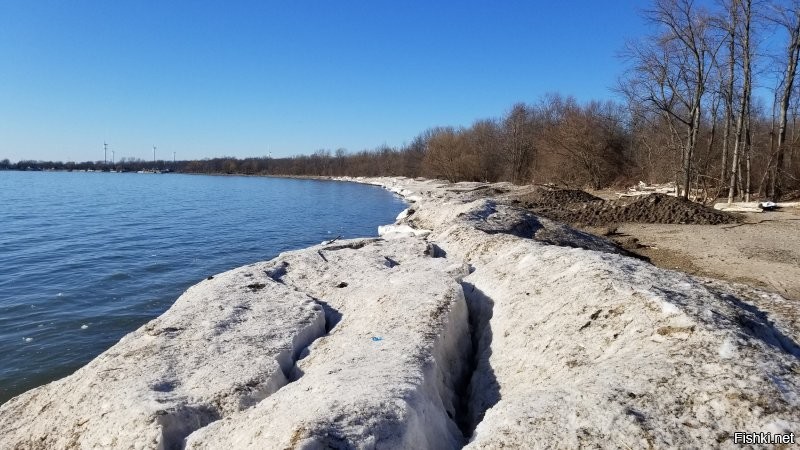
left=1, top=177, right=798, bottom=449
left=0, top=173, right=406, bottom=407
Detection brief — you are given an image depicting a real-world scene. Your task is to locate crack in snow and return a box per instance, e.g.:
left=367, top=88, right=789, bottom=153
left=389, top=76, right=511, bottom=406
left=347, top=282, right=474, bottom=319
left=455, top=281, right=500, bottom=443
left=173, top=300, right=333, bottom=450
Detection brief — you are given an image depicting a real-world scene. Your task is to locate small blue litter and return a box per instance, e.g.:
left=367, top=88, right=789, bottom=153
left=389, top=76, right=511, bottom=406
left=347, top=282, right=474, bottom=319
left=371, top=336, right=383, bottom=342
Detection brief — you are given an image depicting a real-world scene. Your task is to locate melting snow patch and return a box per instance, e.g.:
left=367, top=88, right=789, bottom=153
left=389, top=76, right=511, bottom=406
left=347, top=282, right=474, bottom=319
left=378, top=224, right=431, bottom=239
left=764, top=419, right=798, bottom=434
left=661, top=301, right=681, bottom=316
left=719, top=338, right=736, bottom=359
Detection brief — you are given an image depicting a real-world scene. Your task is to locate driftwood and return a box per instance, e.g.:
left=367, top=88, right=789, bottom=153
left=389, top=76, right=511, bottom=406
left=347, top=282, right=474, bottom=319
left=714, top=201, right=800, bottom=212
left=713, top=202, right=763, bottom=213
left=618, top=181, right=714, bottom=201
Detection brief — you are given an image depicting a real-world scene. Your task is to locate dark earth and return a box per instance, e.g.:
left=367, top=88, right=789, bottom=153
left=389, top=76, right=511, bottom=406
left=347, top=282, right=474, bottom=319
left=507, top=189, right=740, bottom=227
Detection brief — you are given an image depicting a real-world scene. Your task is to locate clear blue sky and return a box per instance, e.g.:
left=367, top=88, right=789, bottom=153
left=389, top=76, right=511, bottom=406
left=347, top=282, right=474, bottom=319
left=0, top=1, right=648, bottom=162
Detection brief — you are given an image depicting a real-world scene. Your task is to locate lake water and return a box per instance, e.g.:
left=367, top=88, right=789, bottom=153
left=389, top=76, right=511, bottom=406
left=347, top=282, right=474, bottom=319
left=0, top=172, right=405, bottom=404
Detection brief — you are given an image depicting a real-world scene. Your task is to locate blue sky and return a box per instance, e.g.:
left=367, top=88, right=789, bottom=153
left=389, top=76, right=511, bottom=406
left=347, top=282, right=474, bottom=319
left=0, top=1, right=648, bottom=162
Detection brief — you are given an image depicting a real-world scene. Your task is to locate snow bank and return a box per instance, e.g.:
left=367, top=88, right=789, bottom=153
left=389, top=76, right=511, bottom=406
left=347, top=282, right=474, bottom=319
left=372, top=178, right=800, bottom=448
left=2, top=177, right=799, bottom=449
left=0, top=266, right=325, bottom=449
left=186, top=238, right=471, bottom=448
left=456, top=234, right=799, bottom=448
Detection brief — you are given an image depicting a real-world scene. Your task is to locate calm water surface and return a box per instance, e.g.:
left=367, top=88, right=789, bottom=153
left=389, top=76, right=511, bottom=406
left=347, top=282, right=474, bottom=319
left=0, top=172, right=405, bottom=403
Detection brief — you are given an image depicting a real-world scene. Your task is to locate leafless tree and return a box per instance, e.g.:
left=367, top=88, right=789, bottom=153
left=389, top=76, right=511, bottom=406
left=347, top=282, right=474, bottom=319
left=502, top=103, right=537, bottom=184
left=727, top=0, right=754, bottom=203
left=716, top=0, right=738, bottom=193
left=767, top=0, right=800, bottom=199
left=539, top=95, right=630, bottom=188
left=621, top=0, right=720, bottom=199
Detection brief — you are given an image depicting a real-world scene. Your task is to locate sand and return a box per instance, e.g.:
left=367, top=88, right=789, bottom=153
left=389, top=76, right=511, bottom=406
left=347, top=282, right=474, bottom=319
left=610, top=210, right=800, bottom=301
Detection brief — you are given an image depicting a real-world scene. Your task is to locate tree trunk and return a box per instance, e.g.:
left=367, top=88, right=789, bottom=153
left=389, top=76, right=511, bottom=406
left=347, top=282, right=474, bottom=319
left=773, top=11, right=800, bottom=200
left=721, top=8, right=737, bottom=194
left=683, top=102, right=702, bottom=200
left=745, top=119, right=752, bottom=202
left=728, top=0, right=752, bottom=204
left=706, top=100, right=718, bottom=166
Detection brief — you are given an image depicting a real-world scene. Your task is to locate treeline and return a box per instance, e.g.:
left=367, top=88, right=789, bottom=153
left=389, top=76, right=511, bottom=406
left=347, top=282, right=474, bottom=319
left=4, top=0, right=800, bottom=200
left=176, top=98, right=632, bottom=190
left=153, top=0, right=800, bottom=201
left=0, top=97, right=632, bottom=190
left=0, top=158, right=179, bottom=172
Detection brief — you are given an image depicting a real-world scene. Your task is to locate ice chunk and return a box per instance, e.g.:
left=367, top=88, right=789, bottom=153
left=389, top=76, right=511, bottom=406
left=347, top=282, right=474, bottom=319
left=395, top=208, right=411, bottom=221
left=377, top=224, right=431, bottom=239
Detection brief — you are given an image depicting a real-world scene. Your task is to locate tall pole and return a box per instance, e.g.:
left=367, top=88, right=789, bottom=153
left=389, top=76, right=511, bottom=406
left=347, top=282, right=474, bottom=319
left=104, top=142, right=108, bottom=165
left=153, top=145, right=156, bottom=165
left=111, top=150, right=115, bottom=168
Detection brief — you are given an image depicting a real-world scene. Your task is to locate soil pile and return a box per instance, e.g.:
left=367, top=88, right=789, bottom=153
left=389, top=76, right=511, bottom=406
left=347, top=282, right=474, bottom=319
left=515, top=189, right=739, bottom=226
left=517, top=187, right=602, bottom=206
left=613, top=193, right=738, bottom=224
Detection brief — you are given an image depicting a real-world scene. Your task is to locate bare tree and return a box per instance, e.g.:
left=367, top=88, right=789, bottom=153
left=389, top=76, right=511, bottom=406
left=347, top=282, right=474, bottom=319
left=621, top=0, right=720, bottom=199
left=768, top=0, right=800, bottom=199
left=502, top=103, right=537, bottom=184
left=466, top=119, right=503, bottom=182
left=422, top=127, right=467, bottom=181
left=717, top=0, right=738, bottom=193
left=540, top=95, right=629, bottom=188
left=727, top=0, right=754, bottom=203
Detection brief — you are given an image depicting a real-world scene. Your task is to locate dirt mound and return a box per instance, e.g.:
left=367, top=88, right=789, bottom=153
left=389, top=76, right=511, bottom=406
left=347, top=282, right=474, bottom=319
left=614, top=194, right=738, bottom=224
left=518, top=188, right=602, bottom=207
left=518, top=191, right=740, bottom=226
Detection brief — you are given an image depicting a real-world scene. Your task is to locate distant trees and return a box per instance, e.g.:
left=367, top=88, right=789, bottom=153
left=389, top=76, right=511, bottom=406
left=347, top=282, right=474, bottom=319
left=410, top=97, right=632, bottom=187
left=502, top=104, right=538, bottom=184
left=539, top=96, right=630, bottom=189
left=4, top=1, right=800, bottom=198
left=0, top=95, right=666, bottom=191
left=469, top=119, right=503, bottom=182
left=422, top=127, right=468, bottom=181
